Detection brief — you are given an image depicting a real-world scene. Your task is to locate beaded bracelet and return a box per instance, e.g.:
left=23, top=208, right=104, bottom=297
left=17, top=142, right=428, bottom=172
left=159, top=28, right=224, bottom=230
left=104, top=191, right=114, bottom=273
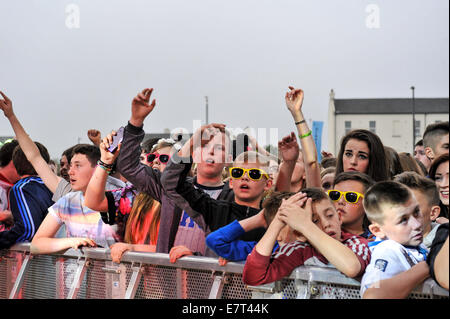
left=299, top=130, right=312, bottom=139
left=97, top=160, right=114, bottom=169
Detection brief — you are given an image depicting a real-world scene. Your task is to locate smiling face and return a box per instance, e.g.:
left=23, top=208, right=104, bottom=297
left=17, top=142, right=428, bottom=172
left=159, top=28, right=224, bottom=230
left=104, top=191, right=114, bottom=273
left=370, top=197, right=424, bottom=246
left=68, top=153, right=96, bottom=193
left=333, top=180, right=366, bottom=232
left=435, top=160, right=449, bottom=206
left=342, top=139, right=370, bottom=174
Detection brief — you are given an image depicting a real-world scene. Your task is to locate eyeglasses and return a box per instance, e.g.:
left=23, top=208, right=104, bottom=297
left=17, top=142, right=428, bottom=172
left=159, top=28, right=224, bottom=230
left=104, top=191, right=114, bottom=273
left=146, top=153, right=171, bottom=164
left=229, top=167, right=269, bottom=181
left=327, top=190, right=364, bottom=204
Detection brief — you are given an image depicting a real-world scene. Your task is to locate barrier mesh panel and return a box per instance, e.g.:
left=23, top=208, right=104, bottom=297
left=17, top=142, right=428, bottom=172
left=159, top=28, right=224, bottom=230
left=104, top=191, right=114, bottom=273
left=22, top=255, right=57, bottom=299
left=0, top=251, right=9, bottom=299
left=185, top=268, right=214, bottom=299
left=134, top=264, right=178, bottom=299
left=221, top=273, right=252, bottom=299
left=78, top=259, right=107, bottom=299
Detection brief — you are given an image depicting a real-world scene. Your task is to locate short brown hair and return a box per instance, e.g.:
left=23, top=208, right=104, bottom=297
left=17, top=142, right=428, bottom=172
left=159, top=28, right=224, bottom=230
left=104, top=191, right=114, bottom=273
left=12, top=142, right=50, bottom=176
left=262, top=188, right=330, bottom=225
left=333, top=171, right=375, bottom=193
left=394, top=171, right=440, bottom=206
left=233, top=151, right=270, bottom=168
left=262, top=191, right=296, bottom=225
left=363, top=181, right=412, bottom=225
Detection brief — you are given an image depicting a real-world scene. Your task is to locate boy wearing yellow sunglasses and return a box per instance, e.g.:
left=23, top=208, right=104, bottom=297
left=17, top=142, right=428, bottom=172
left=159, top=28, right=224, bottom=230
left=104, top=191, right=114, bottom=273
left=161, top=124, right=273, bottom=245
left=329, top=171, right=375, bottom=240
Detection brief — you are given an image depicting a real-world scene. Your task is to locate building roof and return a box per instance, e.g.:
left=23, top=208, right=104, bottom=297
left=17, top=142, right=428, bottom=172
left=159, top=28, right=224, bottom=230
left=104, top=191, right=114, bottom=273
left=334, top=98, right=449, bottom=115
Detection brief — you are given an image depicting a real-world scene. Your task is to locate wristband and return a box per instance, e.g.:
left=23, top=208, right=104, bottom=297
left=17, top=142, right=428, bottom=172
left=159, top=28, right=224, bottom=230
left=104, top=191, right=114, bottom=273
left=295, top=119, right=306, bottom=125
left=98, top=160, right=114, bottom=169
left=299, top=130, right=312, bottom=139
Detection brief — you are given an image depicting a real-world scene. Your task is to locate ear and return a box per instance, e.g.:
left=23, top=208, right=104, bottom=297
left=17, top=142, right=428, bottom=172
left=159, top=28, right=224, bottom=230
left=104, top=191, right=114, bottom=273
left=424, top=146, right=435, bottom=162
left=229, top=177, right=234, bottom=190
left=264, top=178, right=273, bottom=191
left=430, top=205, right=441, bottom=222
left=368, top=223, right=386, bottom=239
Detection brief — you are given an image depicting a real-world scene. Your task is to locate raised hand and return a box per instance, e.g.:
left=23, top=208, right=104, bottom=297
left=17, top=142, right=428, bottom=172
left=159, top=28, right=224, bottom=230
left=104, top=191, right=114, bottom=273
left=0, top=91, right=14, bottom=118
left=99, top=131, right=121, bottom=165
left=285, top=86, right=304, bottom=117
left=278, top=132, right=300, bottom=163
left=182, top=123, right=226, bottom=157
left=87, top=129, right=102, bottom=146
left=278, top=195, right=313, bottom=232
left=130, top=88, right=156, bottom=127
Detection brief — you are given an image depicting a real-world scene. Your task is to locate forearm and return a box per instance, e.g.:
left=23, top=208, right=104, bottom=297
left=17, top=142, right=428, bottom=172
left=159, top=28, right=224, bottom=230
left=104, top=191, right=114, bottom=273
left=239, top=210, right=266, bottom=232
left=301, top=223, right=362, bottom=277
left=84, top=166, right=109, bottom=211
left=30, top=237, right=76, bottom=255
left=292, top=111, right=321, bottom=188
left=434, top=237, right=449, bottom=290
left=363, top=261, right=430, bottom=299
left=275, top=161, right=295, bottom=192
left=255, top=222, right=283, bottom=257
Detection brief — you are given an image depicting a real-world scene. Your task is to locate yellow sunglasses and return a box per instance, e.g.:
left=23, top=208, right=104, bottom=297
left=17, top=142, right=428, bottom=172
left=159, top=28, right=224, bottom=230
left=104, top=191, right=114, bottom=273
left=229, top=167, right=269, bottom=181
left=327, top=190, right=364, bottom=204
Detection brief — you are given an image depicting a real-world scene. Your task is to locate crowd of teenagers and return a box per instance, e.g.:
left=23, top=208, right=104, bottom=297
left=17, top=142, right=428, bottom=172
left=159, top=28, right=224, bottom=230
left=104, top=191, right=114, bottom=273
left=0, top=87, right=448, bottom=299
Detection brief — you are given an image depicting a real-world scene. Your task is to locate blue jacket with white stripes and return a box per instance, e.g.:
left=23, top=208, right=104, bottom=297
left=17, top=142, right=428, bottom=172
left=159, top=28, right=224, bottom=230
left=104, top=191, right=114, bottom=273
left=0, top=176, right=54, bottom=249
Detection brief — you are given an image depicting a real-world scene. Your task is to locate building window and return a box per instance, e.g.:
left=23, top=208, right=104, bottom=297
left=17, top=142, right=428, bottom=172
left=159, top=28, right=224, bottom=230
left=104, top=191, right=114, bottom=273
left=414, top=120, right=421, bottom=138
left=345, top=121, right=352, bottom=134
left=369, top=121, right=376, bottom=133
left=392, top=120, right=401, bottom=137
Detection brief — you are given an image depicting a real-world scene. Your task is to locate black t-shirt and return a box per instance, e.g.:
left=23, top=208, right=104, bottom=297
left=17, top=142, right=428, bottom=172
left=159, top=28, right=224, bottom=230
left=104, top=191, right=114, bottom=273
left=427, top=222, right=449, bottom=287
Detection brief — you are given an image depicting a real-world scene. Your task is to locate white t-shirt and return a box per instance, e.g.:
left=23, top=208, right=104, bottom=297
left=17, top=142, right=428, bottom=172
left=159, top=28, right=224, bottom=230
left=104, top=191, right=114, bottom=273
left=360, top=239, right=428, bottom=297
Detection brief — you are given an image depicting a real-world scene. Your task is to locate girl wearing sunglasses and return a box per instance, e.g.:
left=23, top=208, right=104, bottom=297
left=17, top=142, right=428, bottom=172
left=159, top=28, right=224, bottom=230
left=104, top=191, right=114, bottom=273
left=145, top=139, right=177, bottom=172
left=329, top=171, right=375, bottom=240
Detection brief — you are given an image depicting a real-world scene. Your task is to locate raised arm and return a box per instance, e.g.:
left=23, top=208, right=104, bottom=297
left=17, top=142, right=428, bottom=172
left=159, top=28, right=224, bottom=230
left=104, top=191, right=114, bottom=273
left=275, top=132, right=300, bottom=192
left=0, top=91, right=61, bottom=193
left=285, top=87, right=321, bottom=188
left=84, top=132, right=121, bottom=212
left=116, top=88, right=163, bottom=200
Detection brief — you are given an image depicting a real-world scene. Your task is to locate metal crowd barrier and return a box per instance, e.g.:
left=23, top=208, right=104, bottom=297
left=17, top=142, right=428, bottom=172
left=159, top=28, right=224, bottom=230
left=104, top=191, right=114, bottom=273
left=1, top=243, right=448, bottom=299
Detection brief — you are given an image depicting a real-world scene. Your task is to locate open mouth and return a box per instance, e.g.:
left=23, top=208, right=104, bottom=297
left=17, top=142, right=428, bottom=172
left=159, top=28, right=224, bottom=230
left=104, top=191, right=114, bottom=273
left=441, top=190, right=449, bottom=198
left=204, top=158, right=215, bottom=164
left=240, top=184, right=250, bottom=191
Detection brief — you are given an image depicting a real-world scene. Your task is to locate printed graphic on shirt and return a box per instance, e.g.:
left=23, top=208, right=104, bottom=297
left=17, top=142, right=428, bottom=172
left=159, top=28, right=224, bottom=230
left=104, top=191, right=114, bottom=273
left=173, top=186, right=223, bottom=254
left=374, top=259, right=388, bottom=272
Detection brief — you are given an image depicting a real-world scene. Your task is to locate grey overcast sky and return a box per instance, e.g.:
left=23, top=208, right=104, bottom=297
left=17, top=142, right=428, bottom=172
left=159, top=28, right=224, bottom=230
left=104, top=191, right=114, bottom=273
left=0, top=0, right=448, bottom=159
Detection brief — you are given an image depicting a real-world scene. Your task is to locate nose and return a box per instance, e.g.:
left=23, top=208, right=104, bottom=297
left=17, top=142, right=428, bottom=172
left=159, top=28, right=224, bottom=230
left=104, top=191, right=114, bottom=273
left=410, top=215, right=422, bottom=230
left=350, top=155, right=358, bottom=165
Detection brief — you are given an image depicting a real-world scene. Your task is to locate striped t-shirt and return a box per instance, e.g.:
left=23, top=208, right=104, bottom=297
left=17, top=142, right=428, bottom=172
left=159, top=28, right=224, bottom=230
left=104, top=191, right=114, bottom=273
left=48, top=191, right=120, bottom=248
left=1, top=176, right=53, bottom=249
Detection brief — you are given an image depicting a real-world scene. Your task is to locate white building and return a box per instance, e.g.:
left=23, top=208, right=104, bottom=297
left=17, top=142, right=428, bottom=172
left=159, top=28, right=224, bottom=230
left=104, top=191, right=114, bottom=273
left=327, top=90, right=449, bottom=155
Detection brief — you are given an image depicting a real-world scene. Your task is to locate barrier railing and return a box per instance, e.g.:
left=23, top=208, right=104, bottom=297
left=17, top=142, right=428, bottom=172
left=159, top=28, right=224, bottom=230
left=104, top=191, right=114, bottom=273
left=1, top=243, right=448, bottom=299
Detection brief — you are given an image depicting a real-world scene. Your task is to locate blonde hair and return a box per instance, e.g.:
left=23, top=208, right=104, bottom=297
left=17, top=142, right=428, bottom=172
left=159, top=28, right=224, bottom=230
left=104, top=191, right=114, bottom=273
left=124, top=192, right=161, bottom=245
left=233, top=151, right=270, bottom=168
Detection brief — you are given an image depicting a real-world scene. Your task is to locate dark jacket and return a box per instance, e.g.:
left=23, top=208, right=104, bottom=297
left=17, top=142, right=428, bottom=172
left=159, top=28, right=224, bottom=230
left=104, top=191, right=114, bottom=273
left=116, top=122, right=234, bottom=253
left=161, top=153, right=266, bottom=242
